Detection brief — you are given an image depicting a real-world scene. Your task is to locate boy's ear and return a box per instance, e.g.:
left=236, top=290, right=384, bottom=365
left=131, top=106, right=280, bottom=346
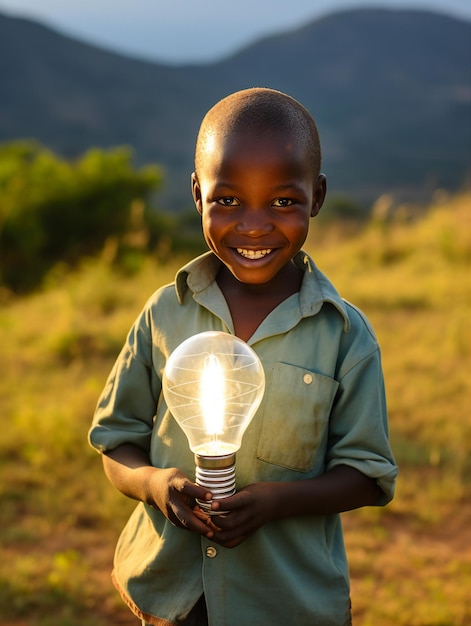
left=311, top=174, right=327, bottom=218
left=191, top=172, right=203, bottom=215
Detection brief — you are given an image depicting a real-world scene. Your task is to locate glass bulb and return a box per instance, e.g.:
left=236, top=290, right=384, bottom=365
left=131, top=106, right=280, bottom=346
left=163, top=331, right=265, bottom=512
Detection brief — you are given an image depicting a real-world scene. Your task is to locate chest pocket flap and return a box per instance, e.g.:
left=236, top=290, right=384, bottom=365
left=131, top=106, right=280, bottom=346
left=256, top=362, right=339, bottom=472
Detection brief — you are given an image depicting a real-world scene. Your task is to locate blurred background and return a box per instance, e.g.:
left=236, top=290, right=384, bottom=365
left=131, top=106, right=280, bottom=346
left=0, top=2, right=470, bottom=625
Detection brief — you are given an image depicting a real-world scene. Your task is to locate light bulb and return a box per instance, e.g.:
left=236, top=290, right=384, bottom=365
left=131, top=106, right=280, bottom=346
left=163, top=331, right=265, bottom=514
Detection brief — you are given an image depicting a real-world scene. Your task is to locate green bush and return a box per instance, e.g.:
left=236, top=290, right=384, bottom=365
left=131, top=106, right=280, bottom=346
left=0, top=141, right=162, bottom=292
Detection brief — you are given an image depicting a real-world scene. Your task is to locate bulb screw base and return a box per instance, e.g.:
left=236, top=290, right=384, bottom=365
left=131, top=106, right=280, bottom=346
left=194, top=453, right=236, bottom=515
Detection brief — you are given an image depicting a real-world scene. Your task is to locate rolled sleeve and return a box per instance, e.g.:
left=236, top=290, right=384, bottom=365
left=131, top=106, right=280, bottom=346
left=88, top=309, right=161, bottom=454
left=326, top=348, right=397, bottom=505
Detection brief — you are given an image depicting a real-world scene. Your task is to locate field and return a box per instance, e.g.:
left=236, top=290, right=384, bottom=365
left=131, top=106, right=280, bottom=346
left=0, top=192, right=470, bottom=625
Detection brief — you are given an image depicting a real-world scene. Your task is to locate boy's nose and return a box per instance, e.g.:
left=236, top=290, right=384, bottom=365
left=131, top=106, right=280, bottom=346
left=235, top=208, right=273, bottom=236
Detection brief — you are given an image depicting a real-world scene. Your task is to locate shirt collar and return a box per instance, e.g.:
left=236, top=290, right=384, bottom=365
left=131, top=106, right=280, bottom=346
left=175, top=251, right=220, bottom=302
left=294, top=252, right=350, bottom=331
left=175, top=251, right=350, bottom=331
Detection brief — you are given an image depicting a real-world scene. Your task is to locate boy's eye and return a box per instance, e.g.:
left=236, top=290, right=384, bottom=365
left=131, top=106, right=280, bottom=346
left=216, top=197, right=240, bottom=206
left=272, top=198, right=294, bottom=208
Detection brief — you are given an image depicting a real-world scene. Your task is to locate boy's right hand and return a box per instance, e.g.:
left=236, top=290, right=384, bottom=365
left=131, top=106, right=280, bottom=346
left=147, top=467, right=216, bottom=538
left=102, top=445, right=215, bottom=538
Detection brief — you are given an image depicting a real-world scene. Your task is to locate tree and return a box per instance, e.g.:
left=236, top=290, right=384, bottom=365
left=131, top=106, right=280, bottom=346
left=0, top=141, right=162, bottom=292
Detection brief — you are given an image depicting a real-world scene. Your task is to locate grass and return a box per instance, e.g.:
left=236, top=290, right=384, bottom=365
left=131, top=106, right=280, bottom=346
left=1, top=192, right=470, bottom=625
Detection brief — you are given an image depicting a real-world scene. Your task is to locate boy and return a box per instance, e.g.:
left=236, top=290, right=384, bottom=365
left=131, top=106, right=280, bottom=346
left=89, top=88, right=397, bottom=626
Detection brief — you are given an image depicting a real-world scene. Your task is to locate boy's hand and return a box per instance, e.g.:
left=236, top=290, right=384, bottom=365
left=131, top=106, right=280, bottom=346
left=193, top=504, right=222, bottom=532
left=206, top=482, right=277, bottom=548
left=102, top=446, right=217, bottom=539
left=201, top=468, right=383, bottom=548
left=103, top=445, right=381, bottom=547
left=148, top=467, right=217, bottom=538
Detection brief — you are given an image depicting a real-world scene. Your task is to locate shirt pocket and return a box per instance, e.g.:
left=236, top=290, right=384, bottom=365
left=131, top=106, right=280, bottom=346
left=256, top=362, right=339, bottom=472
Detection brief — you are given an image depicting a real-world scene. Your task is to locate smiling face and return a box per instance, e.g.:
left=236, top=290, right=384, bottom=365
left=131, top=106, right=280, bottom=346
left=192, top=128, right=326, bottom=288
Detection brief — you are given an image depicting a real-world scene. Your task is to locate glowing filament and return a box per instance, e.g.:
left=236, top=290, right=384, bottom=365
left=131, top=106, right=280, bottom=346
left=200, top=354, right=225, bottom=435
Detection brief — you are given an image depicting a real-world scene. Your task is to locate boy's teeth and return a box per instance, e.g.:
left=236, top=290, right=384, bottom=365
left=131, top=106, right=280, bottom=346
left=237, top=248, right=272, bottom=259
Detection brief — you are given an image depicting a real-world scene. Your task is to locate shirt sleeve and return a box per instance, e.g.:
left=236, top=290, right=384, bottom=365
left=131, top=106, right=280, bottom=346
left=325, top=313, right=398, bottom=505
left=88, top=305, right=161, bottom=454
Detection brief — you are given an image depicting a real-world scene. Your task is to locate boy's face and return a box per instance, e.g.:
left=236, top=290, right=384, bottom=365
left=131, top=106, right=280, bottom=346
left=192, top=129, right=326, bottom=287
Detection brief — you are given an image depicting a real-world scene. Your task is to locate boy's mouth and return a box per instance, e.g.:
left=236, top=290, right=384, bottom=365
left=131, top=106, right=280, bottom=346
left=236, top=248, right=272, bottom=260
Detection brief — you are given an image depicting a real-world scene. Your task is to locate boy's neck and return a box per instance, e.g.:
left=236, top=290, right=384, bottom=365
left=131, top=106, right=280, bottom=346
left=216, top=263, right=303, bottom=342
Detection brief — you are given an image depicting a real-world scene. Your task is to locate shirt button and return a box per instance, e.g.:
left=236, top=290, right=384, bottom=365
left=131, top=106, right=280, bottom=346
left=303, top=374, right=313, bottom=385
left=205, top=546, right=218, bottom=558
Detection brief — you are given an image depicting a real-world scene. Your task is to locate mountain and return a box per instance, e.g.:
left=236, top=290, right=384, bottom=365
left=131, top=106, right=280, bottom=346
left=1, top=8, right=470, bottom=210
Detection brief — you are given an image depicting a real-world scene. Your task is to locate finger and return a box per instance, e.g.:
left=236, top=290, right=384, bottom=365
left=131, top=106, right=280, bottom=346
left=193, top=505, right=223, bottom=532
left=193, top=507, right=209, bottom=522
left=180, top=481, right=213, bottom=503
left=174, top=505, right=216, bottom=538
left=206, top=517, right=222, bottom=532
left=212, top=528, right=249, bottom=549
left=210, top=490, right=249, bottom=512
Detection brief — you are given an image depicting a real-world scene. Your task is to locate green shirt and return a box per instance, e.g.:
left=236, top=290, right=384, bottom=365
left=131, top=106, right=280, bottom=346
left=89, top=251, right=397, bottom=626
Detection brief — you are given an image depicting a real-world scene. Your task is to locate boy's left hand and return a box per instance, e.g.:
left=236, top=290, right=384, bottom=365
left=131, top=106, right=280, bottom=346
left=198, top=467, right=382, bottom=548
left=205, top=482, right=276, bottom=548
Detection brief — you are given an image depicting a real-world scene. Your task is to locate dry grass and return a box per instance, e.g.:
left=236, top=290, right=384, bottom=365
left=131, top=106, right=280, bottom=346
left=1, top=193, right=470, bottom=625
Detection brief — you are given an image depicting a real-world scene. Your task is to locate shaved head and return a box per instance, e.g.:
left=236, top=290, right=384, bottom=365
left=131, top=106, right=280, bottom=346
left=194, top=88, right=322, bottom=179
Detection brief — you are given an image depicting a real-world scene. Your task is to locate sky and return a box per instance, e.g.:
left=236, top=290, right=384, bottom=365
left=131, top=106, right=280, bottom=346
left=1, top=0, right=470, bottom=63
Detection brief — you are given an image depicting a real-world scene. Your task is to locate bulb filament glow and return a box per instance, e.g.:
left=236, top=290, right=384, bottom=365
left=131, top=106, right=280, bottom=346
left=200, top=354, right=225, bottom=438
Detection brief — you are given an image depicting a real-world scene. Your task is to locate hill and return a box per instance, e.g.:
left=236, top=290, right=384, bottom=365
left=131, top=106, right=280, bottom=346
left=1, top=8, right=470, bottom=210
